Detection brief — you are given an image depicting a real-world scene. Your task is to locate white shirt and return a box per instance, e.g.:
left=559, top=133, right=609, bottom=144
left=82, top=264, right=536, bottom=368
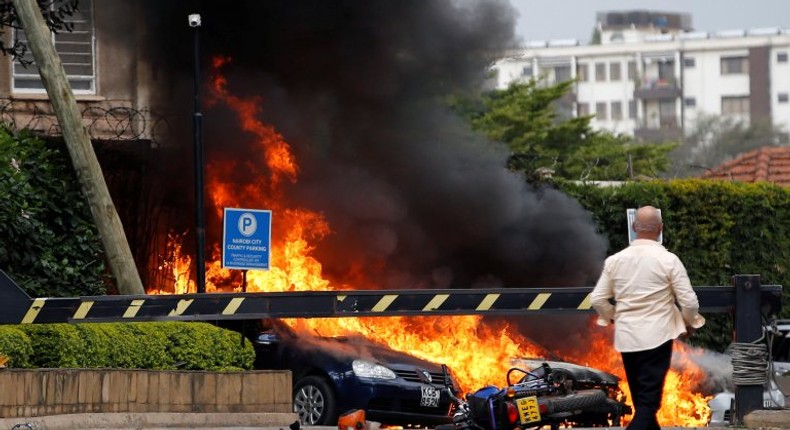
left=590, top=239, right=705, bottom=352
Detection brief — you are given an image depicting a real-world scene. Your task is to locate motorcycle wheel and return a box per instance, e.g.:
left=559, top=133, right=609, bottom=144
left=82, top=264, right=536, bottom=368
left=542, top=389, right=608, bottom=415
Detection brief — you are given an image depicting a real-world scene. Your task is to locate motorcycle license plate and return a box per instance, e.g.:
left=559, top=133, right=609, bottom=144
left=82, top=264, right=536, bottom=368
left=517, top=396, right=541, bottom=424
left=420, top=385, right=440, bottom=407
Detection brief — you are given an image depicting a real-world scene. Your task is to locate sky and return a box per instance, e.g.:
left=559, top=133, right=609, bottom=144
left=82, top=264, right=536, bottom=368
left=509, top=0, right=790, bottom=44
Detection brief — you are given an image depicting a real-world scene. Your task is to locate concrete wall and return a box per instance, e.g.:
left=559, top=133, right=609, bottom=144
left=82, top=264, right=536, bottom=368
left=0, top=369, right=292, bottom=418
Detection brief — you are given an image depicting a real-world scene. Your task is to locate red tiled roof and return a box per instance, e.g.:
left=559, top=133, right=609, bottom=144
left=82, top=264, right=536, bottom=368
left=701, top=146, right=790, bottom=186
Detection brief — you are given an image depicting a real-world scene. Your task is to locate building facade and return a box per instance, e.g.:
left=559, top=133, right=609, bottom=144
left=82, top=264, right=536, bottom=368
left=493, top=12, right=790, bottom=142
left=0, top=0, right=170, bottom=145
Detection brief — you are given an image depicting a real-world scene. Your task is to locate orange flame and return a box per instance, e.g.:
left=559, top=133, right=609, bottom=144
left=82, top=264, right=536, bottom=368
left=154, top=57, right=711, bottom=426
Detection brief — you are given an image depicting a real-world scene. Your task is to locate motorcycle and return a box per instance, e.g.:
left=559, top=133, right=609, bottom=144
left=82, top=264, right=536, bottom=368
left=441, top=362, right=630, bottom=430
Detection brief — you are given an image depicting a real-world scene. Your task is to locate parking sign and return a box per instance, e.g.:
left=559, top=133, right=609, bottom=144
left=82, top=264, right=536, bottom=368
left=222, top=208, right=272, bottom=270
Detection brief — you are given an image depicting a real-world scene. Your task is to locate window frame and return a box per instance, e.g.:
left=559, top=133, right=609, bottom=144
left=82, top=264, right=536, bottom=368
left=576, top=64, right=589, bottom=82
left=595, top=62, right=607, bottom=81
left=721, top=95, right=750, bottom=117
left=12, top=0, right=96, bottom=95
left=720, top=56, right=749, bottom=75
left=609, top=62, right=621, bottom=81
left=595, top=102, right=608, bottom=120
left=610, top=101, right=623, bottom=120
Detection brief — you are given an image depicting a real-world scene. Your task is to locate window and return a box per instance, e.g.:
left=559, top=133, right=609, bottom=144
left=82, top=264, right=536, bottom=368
left=684, top=57, right=696, bottom=68
left=611, top=101, right=622, bottom=120
left=609, top=62, right=621, bottom=81
left=779, top=93, right=789, bottom=104
left=596, top=102, right=608, bottom=120
left=595, top=62, right=607, bottom=81
left=685, top=97, right=696, bottom=108
left=627, top=61, right=637, bottom=80
left=629, top=100, right=637, bottom=119
left=576, top=64, right=589, bottom=82
left=522, top=66, right=533, bottom=77
left=778, top=52, right=788, bottom=63
left=577, top=102, right=590, bottom=116
left=554, top=65, right=572, bottom=82
left=721, top=56, right=749, bottom=75
left=13, top=0, right=95, bottom=93
left=721, top=96, right=750, bottom=116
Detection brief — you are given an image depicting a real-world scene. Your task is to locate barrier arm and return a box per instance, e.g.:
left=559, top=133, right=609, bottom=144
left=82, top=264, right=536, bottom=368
left=0, top=269, right=781, bottom=325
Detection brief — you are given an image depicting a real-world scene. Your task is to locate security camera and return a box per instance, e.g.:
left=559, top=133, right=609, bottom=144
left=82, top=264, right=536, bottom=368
left=188, top=14, right=201, bottom=28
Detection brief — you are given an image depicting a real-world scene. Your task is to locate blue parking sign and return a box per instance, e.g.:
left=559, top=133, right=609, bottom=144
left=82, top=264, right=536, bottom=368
left=222, top=208, right=272, bottom=270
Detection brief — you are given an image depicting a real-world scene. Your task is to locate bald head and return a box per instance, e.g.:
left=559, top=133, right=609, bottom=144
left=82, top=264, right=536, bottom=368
left=633, top=206, right=662, bottom=240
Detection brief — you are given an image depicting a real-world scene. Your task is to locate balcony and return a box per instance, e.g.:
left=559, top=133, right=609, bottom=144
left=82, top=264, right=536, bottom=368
left=634, top=117, right=683, bottom=142
left=634, top=77, right=682, bottom=100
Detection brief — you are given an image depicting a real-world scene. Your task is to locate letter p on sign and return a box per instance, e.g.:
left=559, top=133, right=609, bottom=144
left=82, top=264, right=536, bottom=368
left=238, top=213, right=257, bottom=237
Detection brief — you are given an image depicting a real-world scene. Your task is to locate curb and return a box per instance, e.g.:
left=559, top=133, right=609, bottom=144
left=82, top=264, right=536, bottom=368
left=0, top=412, right=299, bottom=430
left=744, top=409, right=790, bottom=429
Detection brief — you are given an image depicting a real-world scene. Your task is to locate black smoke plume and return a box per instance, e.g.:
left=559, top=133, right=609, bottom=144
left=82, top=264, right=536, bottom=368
left=136, top=0, right=608, bottom=290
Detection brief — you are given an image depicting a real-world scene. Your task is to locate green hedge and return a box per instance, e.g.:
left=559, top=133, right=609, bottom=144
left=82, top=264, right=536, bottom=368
left=557, top=179, right=790, bottom=351
left=0, top=322, right=255, bottom=371
left=0, top=128, right=106, bottom=297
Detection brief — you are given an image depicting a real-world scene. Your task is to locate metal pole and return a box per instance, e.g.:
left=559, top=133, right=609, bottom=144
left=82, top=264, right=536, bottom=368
left=733, top=274, right=763, bottom=424
left=189, top=13, right=206, bottom=294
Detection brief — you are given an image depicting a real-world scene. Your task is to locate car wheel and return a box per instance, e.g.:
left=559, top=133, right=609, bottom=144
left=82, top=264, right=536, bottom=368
left=293, top=375, right=337, bottom=425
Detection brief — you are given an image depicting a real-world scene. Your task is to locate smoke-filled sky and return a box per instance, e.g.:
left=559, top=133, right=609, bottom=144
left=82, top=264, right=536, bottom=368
left=141, top=0, right=608, bottom=289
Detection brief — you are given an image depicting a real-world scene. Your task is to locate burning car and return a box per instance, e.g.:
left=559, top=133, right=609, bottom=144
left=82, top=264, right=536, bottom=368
left=249, top=319, right=459, bottom=426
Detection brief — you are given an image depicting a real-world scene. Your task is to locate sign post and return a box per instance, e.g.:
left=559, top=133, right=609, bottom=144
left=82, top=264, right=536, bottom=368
left=222, top=208, right=272, bottom=290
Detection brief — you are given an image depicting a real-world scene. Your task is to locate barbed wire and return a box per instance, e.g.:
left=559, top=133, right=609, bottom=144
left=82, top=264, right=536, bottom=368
left=0, top=100, right=172, bottom=146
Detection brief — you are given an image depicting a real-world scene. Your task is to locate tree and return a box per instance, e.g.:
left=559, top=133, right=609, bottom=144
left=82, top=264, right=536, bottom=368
left=666, top=114, right=790, bottom=178
left=449, top=80, right=677, bottom=181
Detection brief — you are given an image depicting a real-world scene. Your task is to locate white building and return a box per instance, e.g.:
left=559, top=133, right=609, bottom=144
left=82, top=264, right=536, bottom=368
left=492, top=11, right=790, bottom=142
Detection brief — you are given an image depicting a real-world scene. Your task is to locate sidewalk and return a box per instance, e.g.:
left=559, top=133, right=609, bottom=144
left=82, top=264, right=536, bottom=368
left=2, top=410, right=790, bottom=430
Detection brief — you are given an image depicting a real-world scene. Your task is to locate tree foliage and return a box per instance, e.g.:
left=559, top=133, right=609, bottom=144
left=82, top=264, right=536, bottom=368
left=666, top=114, right=790, bottom=178
left=0, top=127, right=106, bottom=297
left=450, top=80, right=676, bottom=181
left=0, top=0, right=79, bottom=63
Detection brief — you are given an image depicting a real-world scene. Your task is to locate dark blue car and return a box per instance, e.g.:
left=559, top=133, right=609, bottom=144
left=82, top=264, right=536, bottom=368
left=251, top=320, right=458, bottom=426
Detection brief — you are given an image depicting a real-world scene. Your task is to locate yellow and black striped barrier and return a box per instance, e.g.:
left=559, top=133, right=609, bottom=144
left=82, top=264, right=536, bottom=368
left=0, top=269, right=782, bottom=324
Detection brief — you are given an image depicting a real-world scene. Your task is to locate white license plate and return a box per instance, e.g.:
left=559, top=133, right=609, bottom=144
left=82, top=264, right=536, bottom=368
left=420, top=385, right=440, bottom=407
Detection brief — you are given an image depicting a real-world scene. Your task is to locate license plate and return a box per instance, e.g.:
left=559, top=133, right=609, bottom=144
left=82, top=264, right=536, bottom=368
left=517, top=396, right=541, bottom=424
left=420, top=385, right=440, bottom=407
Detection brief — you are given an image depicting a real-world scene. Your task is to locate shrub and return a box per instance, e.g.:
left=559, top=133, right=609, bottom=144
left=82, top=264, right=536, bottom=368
left=8, top=322, right=253, bottom=370
left=0, top=128, right=106, bottom=297
left=0, top=326, right=34, bottom=368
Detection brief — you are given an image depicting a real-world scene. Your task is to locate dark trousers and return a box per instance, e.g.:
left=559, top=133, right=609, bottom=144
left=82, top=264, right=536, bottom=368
left=621, top=339, right=673, bottom=430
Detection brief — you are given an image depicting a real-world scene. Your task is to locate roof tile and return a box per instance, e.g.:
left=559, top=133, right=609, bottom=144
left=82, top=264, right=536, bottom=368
left=701, top=146, right=790, bottom=186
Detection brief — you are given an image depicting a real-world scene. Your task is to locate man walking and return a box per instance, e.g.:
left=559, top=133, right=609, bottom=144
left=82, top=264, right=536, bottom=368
left=590, top=206, right=705, bottom=430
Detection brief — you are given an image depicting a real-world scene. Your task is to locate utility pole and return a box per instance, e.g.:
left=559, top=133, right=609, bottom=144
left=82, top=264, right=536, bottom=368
left=12, top=0, right=145, bottom=295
